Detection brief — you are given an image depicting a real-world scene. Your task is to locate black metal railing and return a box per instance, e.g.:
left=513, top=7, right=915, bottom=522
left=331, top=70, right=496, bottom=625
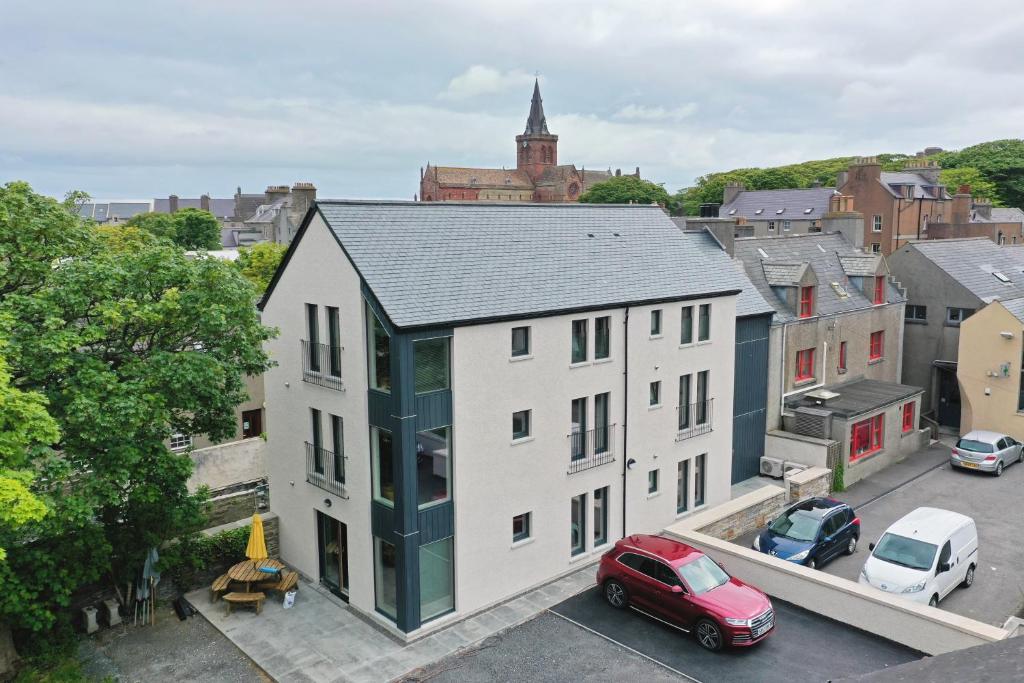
left=676, top=398, right=714, bottom=439
left=301, top=340, right=344, bottom=390
left=305, top=441, right=347, bottom=497
left=568, top=424, right=616, bottom=474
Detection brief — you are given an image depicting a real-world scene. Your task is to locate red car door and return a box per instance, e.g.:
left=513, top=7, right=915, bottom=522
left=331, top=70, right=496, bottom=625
left=652, top=562, right=702, bottom=628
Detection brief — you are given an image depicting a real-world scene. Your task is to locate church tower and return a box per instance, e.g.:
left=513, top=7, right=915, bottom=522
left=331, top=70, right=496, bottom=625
left=515, top=79, right=558, bottom=183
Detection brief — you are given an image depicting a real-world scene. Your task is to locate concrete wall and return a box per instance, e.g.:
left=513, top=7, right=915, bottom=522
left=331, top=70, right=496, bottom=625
left=191, top=373, right=265, bottom=450
left=765, top=430, right=831, bottom=468
left=958, top=302, right=1024, bottom=438
left=188, top=437, right=267, bottom=492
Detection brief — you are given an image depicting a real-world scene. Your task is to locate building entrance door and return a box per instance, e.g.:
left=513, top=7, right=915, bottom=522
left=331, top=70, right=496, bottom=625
left=937, top=367, right=961, bottom=428
left=316, top=512, right=349, bottom=600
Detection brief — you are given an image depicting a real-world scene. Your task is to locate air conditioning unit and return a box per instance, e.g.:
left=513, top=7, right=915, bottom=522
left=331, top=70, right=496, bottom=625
left=783, top=461, right=808, bottom=477
left=760, top=456, right=785, bottom=478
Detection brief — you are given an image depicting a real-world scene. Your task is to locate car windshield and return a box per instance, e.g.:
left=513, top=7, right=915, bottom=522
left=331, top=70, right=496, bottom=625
left=956, top=438, right=994, bottom=453
left=872, top=532, right=937, bottom=571
left=678, top=555, right=730, bottom=595
left=769, top=509, right=821, bottom=542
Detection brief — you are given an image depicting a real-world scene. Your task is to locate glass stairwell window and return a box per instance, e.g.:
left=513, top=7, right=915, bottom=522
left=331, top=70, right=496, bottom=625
left=414, top=337, right=450, bottom=393
left=367, top=304, right=391, bottom=392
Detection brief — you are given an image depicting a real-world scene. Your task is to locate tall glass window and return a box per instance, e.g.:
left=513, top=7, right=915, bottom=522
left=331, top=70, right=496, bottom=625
left=511, top=326, right=531, bottom=357
left=594, top=316, right=610, bottom=359
left=311, top=408, right=323, bottom=474
left=694, top=453, right=706, bottom=507
left=650, top=309, right=662, bottom=336
left=571, top=493, right=586, bottom=555
left=327, top=306, right=342, bottom=378
left=373, top=537, right=397, bottom=620
left=678, top=374, right=691, bottom=430
left=414, top=337, right=450, bottom=394
left=696, top=370, right=709, bottom=425
left=371, top=427, right=395, bottom=506
left=594, top=392, right=609, bottom=454
left=330, top=414, right=344, bottom=482
left=680, top=306, right=693, bottom=344
left=571, top=397, right=587, bottom=460
left=419, top=538, right=455, bottom=621
left=593, top=487, right=608, bottom=547
left=367, top=305, right=391, bottom=392
left=417, top=426, right=451, bottom=508
left=306, top=303, right=320, bottom=372
left=571, top=319, right=588, bottom=363
left=698, top=304, right=711, bottom=341
left=677, top=460, right=690, bottom=513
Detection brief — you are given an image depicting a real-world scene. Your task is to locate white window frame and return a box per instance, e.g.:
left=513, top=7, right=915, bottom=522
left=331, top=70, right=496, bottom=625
left=169, top=432, right=192, bottom=451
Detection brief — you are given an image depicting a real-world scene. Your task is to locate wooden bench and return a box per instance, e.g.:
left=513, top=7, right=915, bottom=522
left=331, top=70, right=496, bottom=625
left=223, top=591, right=265, bottom=616
left=210, top=573, right=231, bottom=603
left=256, top=570, right=299, bottom=597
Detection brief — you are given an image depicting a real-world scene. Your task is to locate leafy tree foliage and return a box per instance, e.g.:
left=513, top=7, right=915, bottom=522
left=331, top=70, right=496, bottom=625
left=236, top=242, right=288, bottom=293
left=578, top=175, right=670, bottom=205
left=938, top=168, right=1000, bottom=204
left=933, top=140, right=1024, bottom=207
left=124, top=212, right=177, bottom=242
left=125, top=207, right=221, bottom=250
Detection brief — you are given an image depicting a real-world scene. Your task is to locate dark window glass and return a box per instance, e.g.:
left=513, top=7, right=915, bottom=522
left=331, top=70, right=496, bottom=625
left=511, top=326, right=530, bottom=357
left=655, top=562, right=682, bottom=587
left=414, top=337, right=450, bottom=394
left=416, top=426, right=450, bottom=508
left=650, top=310, right=662, bottom=336
left=680, top=306, right=693, bottom=344
left=367, top=305, right=391, bottom=392
left=572, top=319, right=588, bottom=363
left=513, top=513, right=531, bottom=542
left=311, top=408, right=323, bottom=474
left=327, top=306, right=341, bottom=377
left=307, top=303, right=320, bottom=372
left=512, top=410, right=531, bottom=440
left=618, top=552, right=645, bottom=571
left=331, top=414, right=344, bottom=483
left=698, top=304, right=711, bottom=341
left=595, top=316, right=611, bottom=359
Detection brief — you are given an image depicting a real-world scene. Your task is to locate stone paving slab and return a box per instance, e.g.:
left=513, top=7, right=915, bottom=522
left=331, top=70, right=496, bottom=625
left=188, top=564, right=596, bottom=682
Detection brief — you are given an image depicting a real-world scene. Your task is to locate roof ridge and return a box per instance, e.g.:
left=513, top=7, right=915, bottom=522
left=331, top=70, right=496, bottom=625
left=315, top=199, right=664, bottom=209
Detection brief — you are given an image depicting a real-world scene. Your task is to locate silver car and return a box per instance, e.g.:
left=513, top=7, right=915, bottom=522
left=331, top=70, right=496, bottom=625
left=951, top=430, right=1024, bottom=476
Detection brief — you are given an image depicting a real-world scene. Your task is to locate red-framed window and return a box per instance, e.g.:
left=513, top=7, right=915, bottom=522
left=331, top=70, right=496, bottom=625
left=869, top=331, right=884, bottom=360
left=902, top=402, right=915, bottom=432
left=838, top=341, right=847, bottom=371
left=799, top=286, right=815, bottom=318
left=851, top=414, right=884, bottom=460
left=795, top=348, right=815, bottom=381
left=873, top=276, right=886, bottom=305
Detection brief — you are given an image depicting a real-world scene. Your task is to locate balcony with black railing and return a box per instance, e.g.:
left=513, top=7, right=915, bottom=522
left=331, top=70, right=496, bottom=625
left=676, top=398, right=714, bottom=440
left=568, top=424, right=616, bottom=474
left=301, top=340, right=344, bottom=390
left=305, top=441, right=347, bottom=497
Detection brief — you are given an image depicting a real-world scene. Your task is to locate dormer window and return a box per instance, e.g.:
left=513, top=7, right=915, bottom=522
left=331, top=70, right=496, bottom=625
left=904, top=185, right=914, bottom=200
left=799, top=286, right=815, bottom=318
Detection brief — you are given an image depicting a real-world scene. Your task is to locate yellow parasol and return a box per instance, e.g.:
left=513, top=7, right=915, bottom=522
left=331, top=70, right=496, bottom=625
left=245, top=513, right=268, bottom=562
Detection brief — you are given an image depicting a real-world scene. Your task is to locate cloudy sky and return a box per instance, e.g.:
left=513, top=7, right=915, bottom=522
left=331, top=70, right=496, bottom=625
left=3, top=0, right=1023, bottom=201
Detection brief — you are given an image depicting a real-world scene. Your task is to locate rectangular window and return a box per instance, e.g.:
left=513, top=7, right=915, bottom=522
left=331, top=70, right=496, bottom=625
left=306, top=303, right=320, bottom=373
left=873, top=276, right=886, bottom=305
left=851, top=414, right=884, bottom=460
left=906, top=304, right=927, bottom=322
left=367, top=304, right=391, bottom=392
left=648, top=469, right=659, bottom=494
left=783, top=220, right=791, bottom=231
left=419, top=538, right=455, bottom=621
left=594, top=392, right=610, bottom=454
left=570, top=494, right=586, bottom=556
left=768, top=220, right=776, bottom=231
left=571, top=319, right=588, bottom=363
left=570, top=397, right=588, bottom=460
left=698, top=304, right=711, bottom=342
left=512, top=410, right=531, bottom=440
left=946, top=307, right=975, bottom=325
left=371, top=427, right=395, bottom=506
left=416, top=427, right=450, bottom=508
left=902, top=402, right=915, bottom=433
left=838, top=341, right=847, bottom=371
left=513, top=512, right=531, bottom=542
left=169, top=432, right=192, bottom=451
left=694, top=453, right=706, bottom=507
left=678, top=374, right=691, bottom=430
left=680, top=306, right=693, bottom=344
left=677, top=460, right=690, bottom=513
left=695, top=370, right=709, bottom=425
left=872, top=215, right=882, bottom=232
left=414, top=336, right=450, bottom=394
left=795, top=348, right=815, bottom=381
left=871, top=243, right=881, bottom=254
left=650, top=309, right=662, bottom=336
left=649, top=381, right=661, bottom=406
left=595, top=316, right=611, bottom=360
left=327, top=306, right=341, bottom=377
left=799, top=286, right=814, bottom=318
left=511, top=326, right=531, bottom=357
left=373, top=537, right=397, bottom=620
left=869, top=331, right=884, bottom=360
left=593, top=487, right=608, bottom=547
left=330, top=414, right=345, bottom=483
left=311, top=408, right=323, bottom=474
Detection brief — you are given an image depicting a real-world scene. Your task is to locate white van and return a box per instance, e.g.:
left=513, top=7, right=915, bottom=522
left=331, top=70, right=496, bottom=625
left=858, top=507, right=978, bottom=607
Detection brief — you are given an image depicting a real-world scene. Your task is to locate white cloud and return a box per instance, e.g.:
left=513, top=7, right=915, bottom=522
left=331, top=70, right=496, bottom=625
left=438, top=66, right=536, bottom=100
left=613, top=103, right=698, bottom=122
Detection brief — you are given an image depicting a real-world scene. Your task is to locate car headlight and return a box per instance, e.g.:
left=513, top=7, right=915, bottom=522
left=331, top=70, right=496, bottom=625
left=902, top=580, right=927, bottom=594
left=752, top=535, right=761, bottom=551
left=790, top=549, right=810, bottom=561
left=724, top=617, right=750, bottom=626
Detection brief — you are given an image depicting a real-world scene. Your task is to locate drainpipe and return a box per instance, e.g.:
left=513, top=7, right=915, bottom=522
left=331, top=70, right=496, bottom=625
left=780, top=338, right=829, bottom=418
left=621, top=306, right=630, bottom=538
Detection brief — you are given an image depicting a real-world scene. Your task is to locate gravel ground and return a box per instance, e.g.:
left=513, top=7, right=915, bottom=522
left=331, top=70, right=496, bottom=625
left=79, top=602, right=269, bottom=682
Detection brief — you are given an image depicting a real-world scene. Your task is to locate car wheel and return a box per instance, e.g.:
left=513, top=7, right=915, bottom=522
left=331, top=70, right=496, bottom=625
left=845, top=537, right=858, bottom=556
left=1019, top=449, right=1024, bottom=464
left=928, top=594, right=939, bottom=608
left=695, top=619, right=724, bottom=652
left=962, top=564, right=975, bottom=589
left=604, top=580, right=628, bottom=609
left=995, top=461, right=1004, bottom=477
left=807, top=558, right=817, bottom=570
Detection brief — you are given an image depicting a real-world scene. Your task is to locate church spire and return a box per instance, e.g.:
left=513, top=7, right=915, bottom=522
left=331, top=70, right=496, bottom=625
left=524, top=78, right=549, bottom=135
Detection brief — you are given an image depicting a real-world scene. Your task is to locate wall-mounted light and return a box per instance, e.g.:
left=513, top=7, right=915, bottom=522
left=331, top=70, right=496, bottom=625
left=324, top=498, right=332, bottom=508
left=1000, top=331, right=1014, bottom=340
left=626, top=458, right=637, bottom=470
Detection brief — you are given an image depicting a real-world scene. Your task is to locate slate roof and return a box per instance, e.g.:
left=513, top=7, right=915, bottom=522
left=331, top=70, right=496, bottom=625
left=720, top=187, right=838, bottom=221
left=234, top=194, right=265, bottom=222
left=787, top=378, right=923, bottom=419
left=973, top=207, right=1024, bottom=224
left=432, top=166, right=535, bottom=190
left=837, top=254, right=882, bottom=277
left=763, top=262, right=808, bottom=287
left=309, top=201, right=748, bottom=329
left=684, top=230, right=774, bottom=319
left=999, top=296, right=1024, bottom=325
left=879, top=171, right=951, bottom=199
left=734, top=232, right=903, bottom=323
left=152, top=197, right=235, bottom=219
left=582, top=169, right=614, bottom=188
left=907, top=238, right=1024, bottom=303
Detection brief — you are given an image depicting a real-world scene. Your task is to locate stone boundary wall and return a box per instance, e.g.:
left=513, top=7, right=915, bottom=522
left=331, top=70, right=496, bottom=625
left=786, top=466, right=832, bottom=502
left=188, top=437, right=267, bottom=493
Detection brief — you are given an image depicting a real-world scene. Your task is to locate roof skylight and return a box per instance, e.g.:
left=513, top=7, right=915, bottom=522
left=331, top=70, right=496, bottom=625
left=728, top=209, right=737, bottom=215
left=757, top=248, right=769, bottom=258
left=994, top=272, right=1011, bottom=283
left=803, top=208, right=813, bottom=214
left=776, top=209, right=785, bottom=214
left=754, top=209, right=764, bottom=215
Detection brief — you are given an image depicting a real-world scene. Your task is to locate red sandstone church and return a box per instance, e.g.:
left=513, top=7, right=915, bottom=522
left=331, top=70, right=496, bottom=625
left=419, top=80, right=637, bottom=203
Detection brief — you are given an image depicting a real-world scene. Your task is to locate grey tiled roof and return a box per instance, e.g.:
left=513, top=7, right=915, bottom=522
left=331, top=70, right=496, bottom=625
left=152, top=197, right=236, bottom=219
left=879, top=172, right=951, bottom=199
left=908, top=238, right=1024, bottom=303
left=838, top=254, right=882, bottom=277
left=685, top=230, right=774, bottom=318
left=720, top=187, right=837, bottom=221
left=974, top=207, right=1024, bottom=224
left=999, top=296, right=1024, bottom=325
left=316, top=201, right=748, bottom=329
left=734, top=232, right=903, bottom=323
left=763, top=262, right=807, bottom=286
left=787, top=378, right=923, bottom=419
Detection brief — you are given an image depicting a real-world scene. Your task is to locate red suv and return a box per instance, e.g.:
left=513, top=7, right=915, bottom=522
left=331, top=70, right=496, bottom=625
left=596, top=534, right=774, bottom=651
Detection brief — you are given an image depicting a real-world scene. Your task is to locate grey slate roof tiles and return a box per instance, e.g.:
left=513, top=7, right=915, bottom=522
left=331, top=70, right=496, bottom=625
left=879, top=172, right=951, bottom=199
left=763, top=262, right=807, bottom=287
left=316, top=201, right=752, bottom=329
left=838, top=254, right=881, bottom=277
left=1000, top=295, right=1024, bottom=325
left=719, top=187, right=838, bottom=221
left=788, top=378, right=923, bottom=418
left=909, top=238, right=1024, bottom=303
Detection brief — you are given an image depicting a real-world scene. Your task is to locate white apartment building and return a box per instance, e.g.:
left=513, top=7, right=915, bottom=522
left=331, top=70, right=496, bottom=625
left=259, top=201, right=747, bottom=637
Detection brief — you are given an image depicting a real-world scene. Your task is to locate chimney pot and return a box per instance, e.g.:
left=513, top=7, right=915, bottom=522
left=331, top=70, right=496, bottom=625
left=168, top=194, right=179, bottom=213
left=200, top=194, right=210, bottom=211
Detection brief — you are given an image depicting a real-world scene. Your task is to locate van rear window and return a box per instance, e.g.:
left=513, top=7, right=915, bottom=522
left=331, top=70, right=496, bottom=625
left=956, top=439, right=994, bottom=453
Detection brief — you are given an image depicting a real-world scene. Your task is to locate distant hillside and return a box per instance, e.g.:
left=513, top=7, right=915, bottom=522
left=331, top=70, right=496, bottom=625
left=670, top=139, right=1024, bottom=216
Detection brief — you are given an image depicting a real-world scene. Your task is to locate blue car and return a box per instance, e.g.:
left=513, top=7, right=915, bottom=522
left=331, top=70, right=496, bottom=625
left=753, top=497, right=860, bottom=569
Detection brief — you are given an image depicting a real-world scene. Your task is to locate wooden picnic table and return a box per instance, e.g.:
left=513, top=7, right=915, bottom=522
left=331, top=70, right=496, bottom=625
left=227, top=558, right=285, bottom=593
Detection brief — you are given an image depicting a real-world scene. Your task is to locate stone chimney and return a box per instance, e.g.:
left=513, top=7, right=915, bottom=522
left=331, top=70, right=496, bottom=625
left=848, top=157, right=882, bottom=183
left=168, top=194, right=179, bottom=213
left=723, top=181, right=745, bottom=205
left=951, top=185, right=972, bottom=225
left=823, top=194, right=864, bottom=248
left=635, top=167, right=640, bottom=177
left=972, top=198, right=993, bottom=221
left=265, top=185, right=291, bottom=205
left=903, top=159, right=941, bottom=185
left=200, top=194, right=210, bottom=212
left=290, top=182, right=317, bottom=220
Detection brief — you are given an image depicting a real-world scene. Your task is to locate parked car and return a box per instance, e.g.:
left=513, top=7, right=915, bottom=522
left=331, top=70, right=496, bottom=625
left=752, top=497, right=860, bottom=569
left=597, top=534, right=774, bottom=651
left=951, top=430, right=1023, bottom=476
left=858, top=507, right=978, bottom=608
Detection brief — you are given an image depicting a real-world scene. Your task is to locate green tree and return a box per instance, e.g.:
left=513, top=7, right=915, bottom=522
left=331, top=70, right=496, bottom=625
left=169, top=208, right=221, bottom=250
left=578, top=175, right=670, bottom=205
left=938, top=167, right=1000, bottom=203
left=124, top=212, right=178, bottom=242
left=933, top=140, right=1024, bottom=207
left=236, top=242, right=288, bottom=293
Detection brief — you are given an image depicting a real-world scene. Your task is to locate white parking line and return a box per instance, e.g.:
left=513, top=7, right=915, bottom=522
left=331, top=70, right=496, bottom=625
left=547, top=609, right=706, bottom=683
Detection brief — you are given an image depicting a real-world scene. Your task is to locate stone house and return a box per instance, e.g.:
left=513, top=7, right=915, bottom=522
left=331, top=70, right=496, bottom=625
left=717, top=185, right=839, bottom=237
